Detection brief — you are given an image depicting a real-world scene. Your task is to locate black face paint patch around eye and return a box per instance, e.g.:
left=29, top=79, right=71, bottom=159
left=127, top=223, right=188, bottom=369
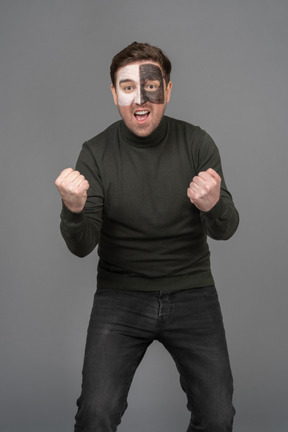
left=139, top=64, right=165, bottom=104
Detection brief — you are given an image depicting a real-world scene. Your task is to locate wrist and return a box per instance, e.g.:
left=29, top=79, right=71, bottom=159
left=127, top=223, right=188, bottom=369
left=62, top=200, right=84, bottom=214
left=61, top=201, right=85, bottom=218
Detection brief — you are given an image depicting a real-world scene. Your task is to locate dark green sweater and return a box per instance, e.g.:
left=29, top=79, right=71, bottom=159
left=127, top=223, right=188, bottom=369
left=60, top=116, right=239, bottom=291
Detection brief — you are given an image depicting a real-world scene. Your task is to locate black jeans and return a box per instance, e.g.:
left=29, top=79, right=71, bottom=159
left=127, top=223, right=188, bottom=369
left=74, top=286, right=235, bottom=432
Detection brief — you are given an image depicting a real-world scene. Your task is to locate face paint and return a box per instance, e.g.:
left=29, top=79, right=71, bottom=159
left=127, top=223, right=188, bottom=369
left=117, top=63, right=165, bottom=106
left=140, top=64, right=164, bottom=104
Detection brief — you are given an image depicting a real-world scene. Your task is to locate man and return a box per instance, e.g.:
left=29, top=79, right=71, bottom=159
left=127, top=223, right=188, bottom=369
left=55, top=42, right=239, bottom=432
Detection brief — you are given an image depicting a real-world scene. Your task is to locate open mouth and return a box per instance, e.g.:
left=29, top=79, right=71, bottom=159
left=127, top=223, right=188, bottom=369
left=134, top=110, right=150, bottom=123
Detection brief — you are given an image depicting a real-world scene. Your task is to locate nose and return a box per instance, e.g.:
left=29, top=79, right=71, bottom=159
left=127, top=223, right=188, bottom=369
left=134, top=85, right=148, bottom=105
left=134, top=85, right=142, bottom=105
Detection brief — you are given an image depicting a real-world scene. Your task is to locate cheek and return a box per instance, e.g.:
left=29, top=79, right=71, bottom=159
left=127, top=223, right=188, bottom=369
left=143, top=88, right=164, bottom=104
left=117, top=89, right=135, bottom=106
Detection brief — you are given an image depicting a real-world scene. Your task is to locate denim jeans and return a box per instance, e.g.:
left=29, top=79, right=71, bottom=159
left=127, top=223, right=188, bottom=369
left=74, top=286, right=235, bottom=432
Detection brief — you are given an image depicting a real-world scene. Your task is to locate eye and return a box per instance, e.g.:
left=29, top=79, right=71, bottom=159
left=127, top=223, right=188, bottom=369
left=119, top=82, right=136, bottom=93
left=124, top=85, right=134, bottom=92
left=144, top=80, right=160, bottom=92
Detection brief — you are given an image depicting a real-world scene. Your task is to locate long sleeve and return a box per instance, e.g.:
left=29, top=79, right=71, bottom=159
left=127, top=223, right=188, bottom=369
left=57, top=117, right=239, bottom=291
left=59, top=143, right=104, bottom=257
left=196, top=132, right=239, bottom=240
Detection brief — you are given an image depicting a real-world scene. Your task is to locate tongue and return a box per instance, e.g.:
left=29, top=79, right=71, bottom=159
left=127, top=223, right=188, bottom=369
left=135, top=113, right=149, bottom=122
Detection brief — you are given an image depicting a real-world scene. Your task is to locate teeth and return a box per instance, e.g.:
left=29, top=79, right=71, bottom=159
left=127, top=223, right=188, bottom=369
left=135, top=110, right=149, bottom=115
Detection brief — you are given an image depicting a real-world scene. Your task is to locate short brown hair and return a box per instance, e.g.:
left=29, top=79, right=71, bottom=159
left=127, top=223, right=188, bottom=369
left=110, top=42, right=172, bottom=87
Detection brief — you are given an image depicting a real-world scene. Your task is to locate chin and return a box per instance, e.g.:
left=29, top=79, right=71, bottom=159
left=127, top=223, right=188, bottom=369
left=131, top=125, right=154, bottom=137
left=131, top=117, right=162, bottom=137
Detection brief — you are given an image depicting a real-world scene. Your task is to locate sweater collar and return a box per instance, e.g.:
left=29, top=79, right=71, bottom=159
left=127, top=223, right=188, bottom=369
left=120, top=116, right=168, bottom=148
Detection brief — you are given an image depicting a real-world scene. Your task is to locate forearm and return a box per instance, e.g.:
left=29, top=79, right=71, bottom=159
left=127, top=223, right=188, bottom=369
left=200, top=194, right=239, bottom=240
left=60, top=203, right=101, bottom=257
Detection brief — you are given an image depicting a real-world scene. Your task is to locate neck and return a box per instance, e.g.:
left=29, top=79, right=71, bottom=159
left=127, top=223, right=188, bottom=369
left=120, top=116, right=168, bottom=148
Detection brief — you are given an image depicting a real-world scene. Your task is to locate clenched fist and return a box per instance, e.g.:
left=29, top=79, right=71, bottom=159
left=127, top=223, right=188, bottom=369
left=55, top=168, right=90, bottom=213
left=187, top=168, right=221, bottom=212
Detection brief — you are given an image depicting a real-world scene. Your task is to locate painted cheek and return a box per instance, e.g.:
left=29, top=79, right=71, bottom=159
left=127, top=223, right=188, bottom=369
left=117, top=88, right=135, bottom=106
left=142, top=88, right=164, bottom=104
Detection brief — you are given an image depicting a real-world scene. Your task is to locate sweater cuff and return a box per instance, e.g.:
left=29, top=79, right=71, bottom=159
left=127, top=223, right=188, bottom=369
left=60, top=201, right=85, bottom=224
left=202, top=196, right=227, bottom=220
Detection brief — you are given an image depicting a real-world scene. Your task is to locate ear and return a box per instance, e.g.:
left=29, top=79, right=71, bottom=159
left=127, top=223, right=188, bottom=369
left=166, top=81, right=173, bottom=103
left=111, top=84, right=118, bottom=105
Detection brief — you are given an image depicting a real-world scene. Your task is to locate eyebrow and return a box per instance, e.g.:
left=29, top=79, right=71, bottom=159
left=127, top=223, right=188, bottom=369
left=143, top=78, right=161, bottom=83
left=119, top=79, right=136, bottom=84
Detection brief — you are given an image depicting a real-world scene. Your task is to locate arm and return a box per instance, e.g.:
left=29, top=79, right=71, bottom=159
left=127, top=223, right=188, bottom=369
left=187, top=133, right=239, bottom=240
left=55, top=144, right=104, bottom=257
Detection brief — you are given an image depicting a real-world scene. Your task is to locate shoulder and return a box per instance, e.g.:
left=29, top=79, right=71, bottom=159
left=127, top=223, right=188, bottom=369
left=84, top=120, right=122, bottom=152
left=75, top=121, right=122, bottom=171
left=165, top=116, right=209, bottom=140
left=165, top=116, right=216, bottom=151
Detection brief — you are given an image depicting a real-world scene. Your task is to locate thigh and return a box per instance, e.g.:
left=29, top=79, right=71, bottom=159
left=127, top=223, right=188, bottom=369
left=159, top=286, right=234, bottom=418
left=75, top=289, right=157, bottom=431
left=80, top=288, right=155, bottom=402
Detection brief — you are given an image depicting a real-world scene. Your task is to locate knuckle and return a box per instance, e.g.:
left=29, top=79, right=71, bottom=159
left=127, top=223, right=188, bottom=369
left=64, top=182, right=73, bottom=192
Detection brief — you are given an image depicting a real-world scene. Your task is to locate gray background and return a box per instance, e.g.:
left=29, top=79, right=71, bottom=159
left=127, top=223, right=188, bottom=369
left=1, top=0, right=287, bottom=431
